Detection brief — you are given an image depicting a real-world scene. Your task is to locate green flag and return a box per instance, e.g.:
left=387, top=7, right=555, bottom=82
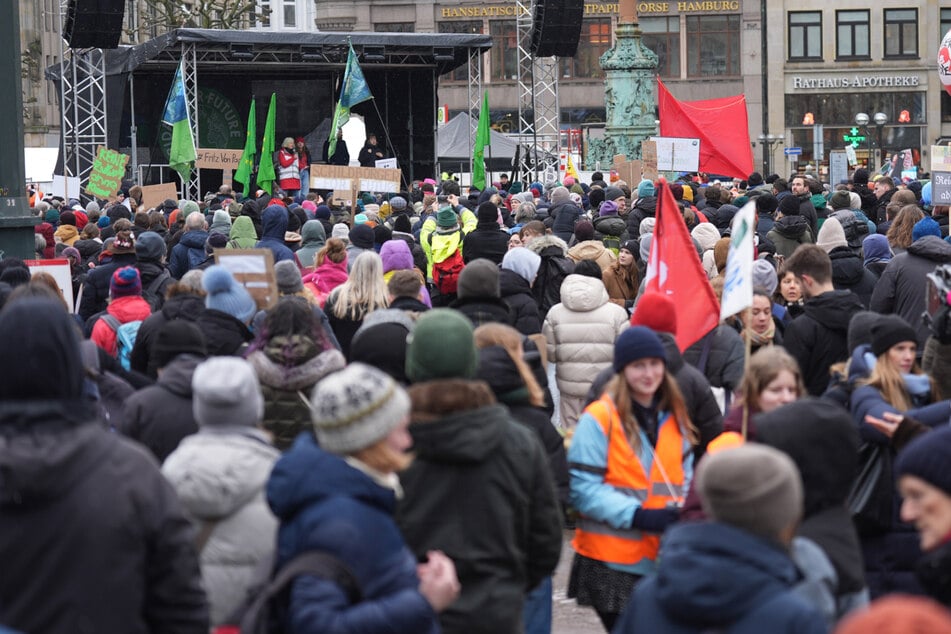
left=233, top=99, right=257, bottom=190
left=472, top=91, right=490, bottom=190
left=161, top=61, right=197, bottom=184
left=328, top=43, right=374, bottom=157
left=257, top=93, right=277, bottom=195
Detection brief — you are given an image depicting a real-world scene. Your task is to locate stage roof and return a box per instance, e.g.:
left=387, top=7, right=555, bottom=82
left=47, top=28, right=493, bottom=79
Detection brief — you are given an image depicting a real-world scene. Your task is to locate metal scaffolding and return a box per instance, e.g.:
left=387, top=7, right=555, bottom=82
left=181, top=42, right=201, bottom=201
left=466, top=46, right=484, bottom=178
left=515, top=0, right=560, bottom=185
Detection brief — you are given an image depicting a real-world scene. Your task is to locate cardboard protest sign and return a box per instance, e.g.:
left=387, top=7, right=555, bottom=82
left=85, top=147, right=129, bottom=200
left=195, top=148, right=243, bottom=170
left=213, top=248, right=278, bottom=310
left=139, top=183, right=179, bottom=210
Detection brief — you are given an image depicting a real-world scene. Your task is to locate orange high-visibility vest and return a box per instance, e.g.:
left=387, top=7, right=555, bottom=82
left=572, top=394, right=686, bottom=566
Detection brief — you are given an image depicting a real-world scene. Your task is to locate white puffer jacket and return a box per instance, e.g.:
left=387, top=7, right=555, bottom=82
left=162, top=428, right=280, bottom=626
left=543, top=274, right=629, bottom=400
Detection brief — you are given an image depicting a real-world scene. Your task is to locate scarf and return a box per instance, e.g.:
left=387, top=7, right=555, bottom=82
left=743, top=319, right=776, bottom=347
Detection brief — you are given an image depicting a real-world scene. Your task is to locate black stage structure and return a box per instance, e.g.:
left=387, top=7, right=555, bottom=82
left=48, top=28, right=492, bottom=199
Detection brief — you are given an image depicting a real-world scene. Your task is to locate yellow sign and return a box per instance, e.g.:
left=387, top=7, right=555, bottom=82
left=439, top=0, right=739, bottom=18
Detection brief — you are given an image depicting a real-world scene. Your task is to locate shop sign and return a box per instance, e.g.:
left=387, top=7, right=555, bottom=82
left=791, top=75, right=920, bottom=90
left=439, top=1, right=739, bottom=18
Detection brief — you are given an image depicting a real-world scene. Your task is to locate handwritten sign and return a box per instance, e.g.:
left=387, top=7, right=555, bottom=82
left=214, top=248, right=278, bottom=310
left=641, top=140, right=658, bottom=181
left=933, top=171, right=951, bottom=206
left=195, top=148, right=243, bottom=170
left=932, top=146, right=951, bottom=173
left=140, top=182, right=179, bottom=210
left=311, top=165, right=401, bottom=193
left=84, top=147, right=129, bottom=200
left=24, top=259, right=74, bottom=312
left=649, top=136, right=701, bottom=172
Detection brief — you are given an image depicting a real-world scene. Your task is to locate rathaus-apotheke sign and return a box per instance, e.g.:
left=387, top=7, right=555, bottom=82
left=791, top=75, right=921, bottom=90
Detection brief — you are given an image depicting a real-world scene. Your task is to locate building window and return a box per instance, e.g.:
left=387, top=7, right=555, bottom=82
left=283, top=0, right=296, bottom=28
left=640, top=16, right=680, bottom=78
left=884, top=9, right=917, bottom=58
left=257, top=0, right=271, bottom=27
left=438, top=21, right=482, bottom=81
left=374, top=22, right=415, bottom=32
left=788, top=11, right=821, bottom=60
left=125, top=0, right=138, bottom=41
left=560, top=18, right=611, bottom=80
left=941, top=9, right=951, bottom=38
left=836, top=10, right=869, bottom=59
left=686, top=15, right=740, bottom=77
left=489, top=20, right=518, bottom=81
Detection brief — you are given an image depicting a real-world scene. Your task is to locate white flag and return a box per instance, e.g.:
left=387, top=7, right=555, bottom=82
left=719, top=200, right=757, bottom=320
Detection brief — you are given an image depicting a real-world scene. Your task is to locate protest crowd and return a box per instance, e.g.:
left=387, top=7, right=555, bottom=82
left=5, top=166, right=951, bottom=634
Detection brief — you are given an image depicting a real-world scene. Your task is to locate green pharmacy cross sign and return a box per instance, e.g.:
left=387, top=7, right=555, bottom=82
left=843, top=127, right=866, bottom=149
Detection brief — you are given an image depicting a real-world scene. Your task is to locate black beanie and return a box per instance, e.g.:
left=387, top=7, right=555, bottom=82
left=778, top=195, right=802, bottom=217
left=152, top=321, right=207, bottom=369
left=897, top=426, right=951, bottom=497
left=393, top=215, right=412, bottom=234
left=848, top=311, right=880, bottom=353
left=477, top=201, right=499, bottom=224
left=755, top=193, right=779, bottom=214
left=613, top=326, right=666, bottom=373
left=588, top=188, right=605, bottom=211
left=870, top=315, right=917, bottom=357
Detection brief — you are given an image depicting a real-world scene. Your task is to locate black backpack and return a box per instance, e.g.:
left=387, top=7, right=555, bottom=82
left=218, top=550, right=361, bottom=634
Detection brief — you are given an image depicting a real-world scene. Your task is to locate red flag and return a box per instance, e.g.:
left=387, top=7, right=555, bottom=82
left=657, top=79, right=753, bottom=178
left=645, top=178, right=720, bottom=351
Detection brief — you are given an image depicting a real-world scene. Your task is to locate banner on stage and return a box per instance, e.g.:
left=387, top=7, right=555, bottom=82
left=214, top=248, right=278, bottom=310
left=195, top=148, right=243, bottom=170
left=311, top=165, right=401, bottom=193
left=375, top=158, right=398, bottom=169
left=140, top=183, right=179, bottom=210
left=85, top=147, right=129, bottom=200
left=24, top=259, right=74, bottom=312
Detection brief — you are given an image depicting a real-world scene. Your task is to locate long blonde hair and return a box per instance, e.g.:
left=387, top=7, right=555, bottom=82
left=864, top=350, right=937, bottom=412
left=603, top=369, right=697, bottom=453
left=329, top=251, right=388, bottom=320
left=736, top=346, right=805, bottom=412
left=472, top=323, right=545, bottom=408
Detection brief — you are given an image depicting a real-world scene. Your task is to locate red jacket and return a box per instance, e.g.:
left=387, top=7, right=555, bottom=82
left=91, top=295, right=152, bottom=357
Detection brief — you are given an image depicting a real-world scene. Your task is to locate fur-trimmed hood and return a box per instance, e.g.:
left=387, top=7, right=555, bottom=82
left=526, top=233, right=568, bottom=257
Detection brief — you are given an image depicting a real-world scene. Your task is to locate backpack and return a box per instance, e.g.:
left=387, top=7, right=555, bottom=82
left=213, top=550, right=361, bottom=634
left=79, top=340, right=135, bottom=430
left=833, top=211, right=870, bottom=251
left=428, top=231, right=465, bottom=296
left=100, top=314, right=143, bottom=371
left=141, top=269, right=171, bottom=311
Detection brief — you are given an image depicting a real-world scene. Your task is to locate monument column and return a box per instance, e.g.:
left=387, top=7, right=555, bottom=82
left=587, top=0, right=658, bottom=166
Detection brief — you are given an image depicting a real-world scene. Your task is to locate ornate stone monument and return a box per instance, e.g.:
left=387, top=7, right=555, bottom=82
left=587, top=0, right=658, bottom=167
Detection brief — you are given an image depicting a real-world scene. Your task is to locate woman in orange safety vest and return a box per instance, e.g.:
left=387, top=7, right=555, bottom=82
left=566, top=326, right=697, bottom=632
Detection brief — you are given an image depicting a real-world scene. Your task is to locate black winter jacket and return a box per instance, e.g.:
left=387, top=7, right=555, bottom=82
left=683, top=324, right=746, bottom=393
left=398, top=380, right=563, bottom=634
left=627, top=196, right=657, bottom=237
left=499, top=268, right=543, bottom=335
left=829, top=246, right=878, bottom=308
left=451, top=296, right=516, bottom=328
left=784, top=290, right=865, bottom=396
left=550, top=202, right=580, bottom=243
left=592, top=214, right=630, bottom=246
left=130, top=293, right=206, bottom=378
left=117, top=354, right=202, bottom=463
left=0, top=402, right=208, bottom=634
left=871, top=236, right=951, bottom=348
left=462, top=222, right=509, bottom=265
left=78, top=251, right=138, bottom=321
left=194, top=308, right=254, bottom=357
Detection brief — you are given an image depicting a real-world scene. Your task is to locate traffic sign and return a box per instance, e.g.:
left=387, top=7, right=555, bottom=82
left=783, top=147, right=802, bottom=156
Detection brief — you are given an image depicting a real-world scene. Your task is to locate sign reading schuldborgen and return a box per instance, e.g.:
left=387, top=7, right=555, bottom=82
left=85, top=147, right=129, bottom=200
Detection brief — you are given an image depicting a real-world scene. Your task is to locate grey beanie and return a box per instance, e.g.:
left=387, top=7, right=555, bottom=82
left=134, top=231, right=166, bottom=262
left=309, top=363, right=411, bottom=454
left=191, top=357, right=264, bottom=427
left=457, top=258, right=501, bottom=300
left=275, top=260, right=304, bottom=294
left=697, top=443, right=803, bottom=541
left=550, top=186, right=570, bottom=206
left=751, top=259, right=778, bottom=295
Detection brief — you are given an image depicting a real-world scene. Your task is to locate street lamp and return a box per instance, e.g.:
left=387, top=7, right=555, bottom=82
left=873, top=112, right=887, bottom=168
left=757, top=133, right=784, bottom=174
left=855, top=113, right=872, bottom=169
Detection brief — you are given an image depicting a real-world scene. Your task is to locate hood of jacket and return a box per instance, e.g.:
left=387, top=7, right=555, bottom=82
left=633, top=196, right=657, bottom=217
left=229, top=216, right=259, bottom=247
left=179, top=229, right=208, bottom=250
left=164, top=429, right=279, bottom=519
left=107, top=295, right=152, bottom=322
left=498, top=267, right=532, bottom=298
left=75, top=238, right=102, bottom=259
left=773, top=214, right=809, bottom=239
left=267, top=432, right=396, bottom=521
left=380, top=239, right=414, bottom=274
left=408, top=380, right=505, bottom=464
left=829, top=247, right=867, bottom=286
left=568, top=240, right=612, bottom=262
left=299, top=220, right=326, bottom=248
left=526, top=233, right=569, bottom=257
left=262, top=205, right=289, bottom=240
left=0, top=405, right=112, bottom=506
left=54, top=224, right=80, bottom=245
left=691, top=223, right=720, bottom=251
left=246, top=340, right=345, bottom=391
left=559, top=273, right=609, bottom=312
left=594, top=214, right=626, bottom=236
left=160, top=292, right=205, bottom=321
left=157, top=353, right=203, bottom=398
left=653, top=522, right=800, bottom=627
left=907, top=235, right=951, bottom=263
left=802, top=290, right=865, bottom=334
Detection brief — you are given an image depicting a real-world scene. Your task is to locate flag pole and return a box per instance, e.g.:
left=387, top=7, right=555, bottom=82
left=740, top=306, right=752, bottom=439
left=370, top=98, right=409, bottom=191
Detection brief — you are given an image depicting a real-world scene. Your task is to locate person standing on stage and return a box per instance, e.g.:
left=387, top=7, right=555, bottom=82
left=359, top=133, right=385, bottom=167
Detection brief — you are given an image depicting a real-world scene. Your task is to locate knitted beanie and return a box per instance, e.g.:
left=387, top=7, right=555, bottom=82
left=315, top=205, right=332, bottom=220
left=501, top=246, right=541, bottom=284
left=638, top=217, right=656, bottom=237
left=604, top=186, right=624, bottom=202
left=62, top=246, right=81, bottom=263
left=778, top=195, right=801, bottom=217
left=477, top=201, right=499, bottom=223
left=436, top=206, right=458, bottom=228
left=853, top=168, right=869, bottom=185
left=457, top=258, right=501, bottom=300
left=897, top=425, right=951, bottom=498
left=331, top=223, right=350, bottom=242
left=212, top=209, right=231, bottom=228
left=389, top=196, right=408, bottom=211
left=755, top=193, right=779, bottom=214
left=830, top=190, right=852, bottom=210
left=181, top=200, right=200, bottom=215
left=637, top=179, right=656, bottom=198
left=848, top=311, right=880, bottom=353
left=353, top=213, right=369, bottom=225
left=697, top=443, right=804, bottom=541
left=205, top=233, right=229, bottom=254
left=134, top=231, right=166, bottom=262
left=613, top=325, right=666, bottom=372
left=394, top=215, right=413, bottom=234
left=191, top=357, right=263, bottom=427
left=574, top=220, right=595, bottom=242
left=599, top=200, right=619, bottom=217
left=59, top=211, right=76, bottom=226
left=110, top=266, right=142, bottom=298
left=913, top=216, right=942, bottom=242
left=203, top=265, right=257, bottom=323
left=669, top=183, right=684, bottom=201
left=275, top=260, right=304, bottom=294
left=835, top=595, right=951, bottom=634
left=351, top=311, right=415, bottom=384
left=152, top=320, right=207, bottom=369
left=816, top=217, right=848, bottom=253
left=45, top=209, right=60, bottom=225
left=97, top=215, right=111, bottom=229
left=310, top=362, right=411, bottom=454
left=870, top=314, right=917, bottom=357
left=349, top=224, right=375, bottom=249
left=550, top=186, right=570, bottom=206
left=405, top=308, right=478, bottom=383
left=111, top=227, right=136, bottom=255
left=751, top=259, right=778, bottom=295
left=630, top=293, right=677, bottom=335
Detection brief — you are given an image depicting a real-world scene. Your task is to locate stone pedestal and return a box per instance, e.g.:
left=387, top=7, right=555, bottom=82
left=587, top=22, right=658, bottom=168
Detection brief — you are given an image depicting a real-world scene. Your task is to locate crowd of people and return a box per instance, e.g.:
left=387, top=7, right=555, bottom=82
left=3, top=166, right=951, bottom=634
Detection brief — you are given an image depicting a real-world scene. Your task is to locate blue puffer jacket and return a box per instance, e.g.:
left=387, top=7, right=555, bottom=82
left=168, top=230, right=208, bottom=279
left=267, top=433, right=439, bottom=634
left=256, top=205, right=297, bottom=264
left=614, top=522, right=828, bottom=634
